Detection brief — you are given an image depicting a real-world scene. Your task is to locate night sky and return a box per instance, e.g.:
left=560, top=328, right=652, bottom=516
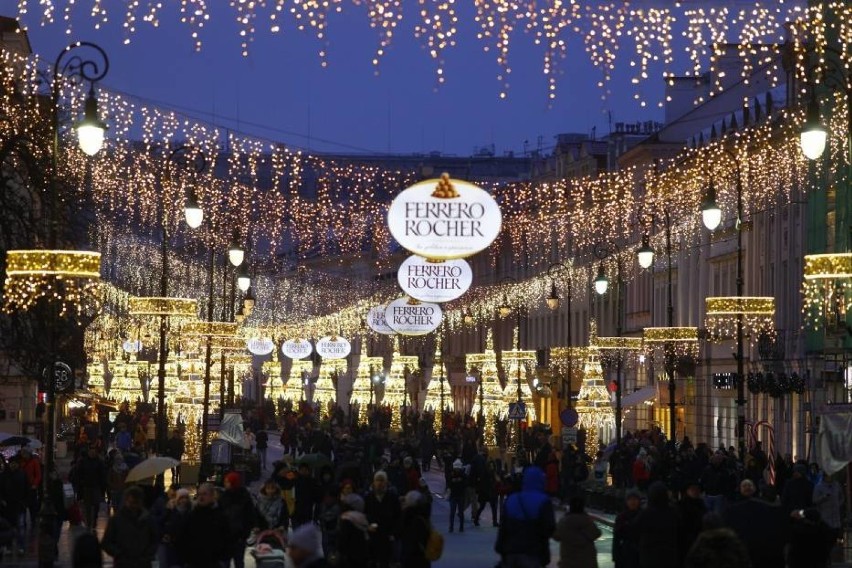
left=21, top=5, right=671, bottom=156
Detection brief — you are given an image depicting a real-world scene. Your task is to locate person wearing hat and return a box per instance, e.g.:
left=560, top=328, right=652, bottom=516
left=101, top=485, right=158, bottom=568
left=337, top=493, right=370, bottom=568
left=447, top=459, right=467, bottom=533
left=289, top=523, right=328, bottom=567
left=157, top=488, right=191, bottom=568
left=400, top=491, right=431, bottom=568
left=724, top=479, right=787, bottom=568
left=613, top=489, right=642, bottom=568
left=782, top=462, right=814, bottom=514
left=364, top=470, right=400, bottom=568
left=220, top=471, right=261, bottom=568
left=177, top=483, right=228, bottom=567
left=495, top=465, right=556, bottom=568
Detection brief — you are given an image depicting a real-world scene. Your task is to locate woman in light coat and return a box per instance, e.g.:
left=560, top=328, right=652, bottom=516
left=553, top=495, right=602, bottom=568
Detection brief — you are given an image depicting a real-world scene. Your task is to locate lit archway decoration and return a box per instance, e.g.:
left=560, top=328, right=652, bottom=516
left=704, top=296, right=775, bottom=341
left=3, top=249, right=101, bottom=317
left=802, top=253, right=852, bottom=329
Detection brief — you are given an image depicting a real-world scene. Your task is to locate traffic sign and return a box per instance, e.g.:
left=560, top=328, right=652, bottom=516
left=508, top=401, right=526, bottom=420
left=560, top=407, right=579, bottom=427
left=561, top=426, right=578, bottom=447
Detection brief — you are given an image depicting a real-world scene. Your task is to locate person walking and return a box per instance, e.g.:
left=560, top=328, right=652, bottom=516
left=220, top=471, right=261, bottom=568
left=157, top=488, right=191, bottom=568
left=813, top=471, right=844, bottom=549
left=364, top=470, right=400, bottom=568
left=782, top=463, right=813, bottom=513
left=612, top=490, right=641, bottom=568
left=255, top=429, right=270, bottom=471
left=18, top=448, right=41, bottom=529
left=337, top=493, right=370, bottom=568
left=73, top=446, right=106, bottom=531
left=400, top=490, right=431, bottom=568
left=553, top=495, right=601, bottom=568
left=255, top=478, right=288, bottom=530
left=288, top=523, right=329, bottom=568
left=107, top=453, right=128, bottom=514
left=447, top=459, right=467, bottom=533
left=100, top=486, right=158, bottom=568
left=165, top=430, right=184, bottom=483
left=723, top=479, right=787, bottom=568
left=631, top=481, right=679, bottom=568
left=474, top=458, right=500, bottom=527
left=495, top=465, right=556, bottom=568
left=178, top=483, right=229, bottom=568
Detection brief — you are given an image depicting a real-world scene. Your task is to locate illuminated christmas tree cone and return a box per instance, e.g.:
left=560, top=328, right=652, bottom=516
left=575, top=346, right=614, bottom=452
left=423, top=344, right=454, bottom=431
left=385, top=336, right=418, bottom=431
left=501, top=327, right=537, bottom=422
left=468, top=329, right=504, bottom=447
left=262, top=357, right=286, bottom=405
left=351, top=342, right=384, bottom=425
left=315, top=358, right=346, bottom=419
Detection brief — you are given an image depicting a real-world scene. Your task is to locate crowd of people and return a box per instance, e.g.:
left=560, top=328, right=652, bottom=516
left=0, top=400, right=847, bottom=568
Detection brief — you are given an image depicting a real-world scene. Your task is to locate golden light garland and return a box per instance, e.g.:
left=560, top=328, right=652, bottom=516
left=3, top=249, right=102, bottom=318
left=351, top=345, right=385, bottom=424
left=801, top=254, right=852, bottom=329
left=423, top=347, right=453, bottom=431
left=127, top=296, right=198, bottom=317
left=705, top=296, right=776, bottom=341
left=385, top=337, right=418, bottom=430
left=500, top=328, right=538, bottom=422
left=642, top=326, right=700, bottom=363
left=262, top=360, right=288, bottom=405
left=315, top=358, right=347, bottom=418
left=182, top=321, right=240, bottom=338
left=289, top=359, right=314, bottom=402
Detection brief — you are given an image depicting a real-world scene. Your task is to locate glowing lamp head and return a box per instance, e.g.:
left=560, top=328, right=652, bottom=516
left=75, top=87, right=107, bottom=156
left=243, top=288, right=256, bottom=312
left=463, top=308, right=474, bottom=325
left=637, top=235, right=654, bottom=269
left=184, top=192, right=203, bottom=229
left=228, top=232, right=244, bottom=267
left=237, top=267, right=251, bottom=292
left=701, top=182, right=722, bottom=231
left=546, top=281, right=560, bottom=310
left=800, top=98, right=827, bottom=160
left=594, top=264, right=609, bottom=296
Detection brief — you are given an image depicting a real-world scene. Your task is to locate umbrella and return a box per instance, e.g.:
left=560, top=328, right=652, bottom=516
left=296, top=453, right=331, bottom=470
left=0, top=435, right=42, bottom=449
left=125, top=456, right=179, bottom=483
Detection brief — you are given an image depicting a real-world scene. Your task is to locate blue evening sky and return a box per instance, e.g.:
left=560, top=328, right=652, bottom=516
left=21, top=5, right=667, bottom=156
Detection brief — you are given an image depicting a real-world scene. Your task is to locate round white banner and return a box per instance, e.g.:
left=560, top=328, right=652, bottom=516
left=384, top=297, right=443, bottom=336
left=282, top=339, right=314, bottom=360
left=367, top=305, right=396, bottom=335
left=398, top=255, right=473, bottom=303
left=246, top=337, right=275, bottom=356
left=316, top=336, right=352, bottom=360
left=122, top=340, right=142, bottom=353
left=387, top=175, right=502, bottom=260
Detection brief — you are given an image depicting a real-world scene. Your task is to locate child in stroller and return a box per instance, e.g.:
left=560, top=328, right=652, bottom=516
left=250, top=528, right=288, bottom=568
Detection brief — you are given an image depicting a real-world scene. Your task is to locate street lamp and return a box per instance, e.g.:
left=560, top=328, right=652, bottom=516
left=237, top=263, right=251, bottom=292
left=228, top=232, right=245, bottom=267
left=594, top=242, right=624, bottom=445
left=74, top=85, right=107, bottom=156
left=701, top=180, right=723, bottom=231
left=800, top=94, right=828, bottom=160
left=636, top=234, right=655, bottom=270
left=184, top=189, right=204, bottom=229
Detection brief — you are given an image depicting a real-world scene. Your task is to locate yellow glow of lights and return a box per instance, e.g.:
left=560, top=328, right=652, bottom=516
left=803, top=253, right=852, bottom=280
left=592, top=336, right=644, bottom=351
left=468, top=330, right=504, bottom=446
left=128, top=296, right=198, bottom=317
left=705, top=296, right=775, bottom=315
left=5, top=250, right=101, bottom=278
left=705, top=296, right=776, bottom=341
left=575, top=348, right=614, bottom=451
left=182, top=321, right=240, bottom=338
left=642, top=327, right=699, bottom=343
left=351, top=345, right=385, bottom=424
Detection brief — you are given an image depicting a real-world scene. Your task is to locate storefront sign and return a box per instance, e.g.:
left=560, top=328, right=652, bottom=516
left=397, top=255, right=473, bottom=303
left=367, top=304, right=396, bottom=335
left=316, top=336, right=352, bottom=360
left=246, top=337, right=275, bottom=356
left=387, top=174, right=502, bottom=260
left=384, top=297, right=443, bottom=336
left=122, top=340, right=142, bottom=354
left=282, top=339, right=313, bottom=360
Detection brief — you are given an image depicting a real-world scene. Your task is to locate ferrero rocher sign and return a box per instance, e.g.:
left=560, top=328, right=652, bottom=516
left=384, top=296, right=443, bottom=336
left=387, top=174, right=502, bottom=260
left=282, top=339, right=313, bottom=360
left=247, top=337, right=275, bottom=356
left=316, top=336, right=352, bottom=360
left=367, top=305, right=396, bottom=335
left=398, top=255, right=473, bottom=303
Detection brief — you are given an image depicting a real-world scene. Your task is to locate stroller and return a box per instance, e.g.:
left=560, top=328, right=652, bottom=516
left=250, top=528, right=289, bottom=568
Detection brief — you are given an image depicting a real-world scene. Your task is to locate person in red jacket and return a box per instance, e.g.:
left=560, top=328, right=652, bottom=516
left=631, top=448, right=651, bottom=491
left=19, top=448, right=41, bottom=529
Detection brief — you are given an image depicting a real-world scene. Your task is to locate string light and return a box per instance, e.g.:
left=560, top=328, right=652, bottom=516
left=801, top=253, right=852, bottom=328
left=575, top=347, right=614, bottom=451
left=351, top=343, right=385, bottom=424
left=385, top=336, right=418, bottom=430
left=705, top=296, right=776, bottom=341
left=127, top=296, right=198, bottom=317
left=468, top=329, right=504, bottom=447
left=642, top=326, right=700, bottom=360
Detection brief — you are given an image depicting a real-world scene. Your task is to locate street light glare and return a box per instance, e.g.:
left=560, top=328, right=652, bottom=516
left=702, top=203, right=723, bottom=231
left=594, top=268, right=609, bottom=295
left=637, top=241, right=654, bottom=269
left=184, top=204, right=203, bottom=229
left=800, top=128, right=827, bottom=160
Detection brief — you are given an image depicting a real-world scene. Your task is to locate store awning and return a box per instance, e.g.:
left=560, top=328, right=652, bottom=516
left=620, top=386, right=657, bottom=407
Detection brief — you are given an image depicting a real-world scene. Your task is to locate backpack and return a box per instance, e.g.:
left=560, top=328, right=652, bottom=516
left=422, top=518, right=444, bottom=561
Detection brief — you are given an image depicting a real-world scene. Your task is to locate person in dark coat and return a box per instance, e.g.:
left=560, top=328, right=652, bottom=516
left=220, top=471, right=261, bottom=568
left=72, top=531, right=103, bottom=568
left=289, top=523, right=329, bottom=568
left=495, top=466, right=556, bottom=568
left=2, top=458, right=28, bottom=555
left=364, top=470, right=400, bottom=568
left=677, top=480, right=707, bottom=564
left=723, top=479, right=787, bottom=568
left=553, top=495, right=601, bottom=568
left=293, top=463, right=319, bottom=527
left=447, top=459, right=467, bottom=533
left=337, top=493, right=370, bottom=568
left=177, top=483, right=228, bottom=568
left=631, top=481, right=679, bottom=568
left=255, top=429, right=269, bottom=471
left=612, top=489, right=641, bottom=568
left=684, top=528, right=750, bottom=568
left=400, top=490, right=431, bottom=568
left=100, top=486, right=158, bottom=568
left=159, top=488, right=191, bottom=568
left=787, top=508, right=835, bottom=568
left=782, top=463, right=814, bottom=513
left=72, top=447, right=107, bottom=531
left=474, top=458, right=500, bottom=527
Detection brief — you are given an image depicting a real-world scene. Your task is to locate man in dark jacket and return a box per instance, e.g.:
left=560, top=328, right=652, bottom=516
left=782, top=463, right=814, bottom=513
left=165, top=430, right=184, bottom=483
left=364, top=470, right=400, bottom=568
left=447, top=459, right=467, bottom=532
left=255, top=429, right=269, bottom=471
left=613, top=489, right=642, bottom=568
left=179, top=482, right=228, bottom=567
left=220, top=471, right=260, bottom=568
left=631, top=481, right=679, bottom=568
left=724, top=479, right=787, bottom=568
left=495, top=466, right=556, bottom=568
left=73, top=446, right=106, bottom=530
left=677, top=480, right=707, bottom=564
left=100, top=486, right=158, bottom=568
